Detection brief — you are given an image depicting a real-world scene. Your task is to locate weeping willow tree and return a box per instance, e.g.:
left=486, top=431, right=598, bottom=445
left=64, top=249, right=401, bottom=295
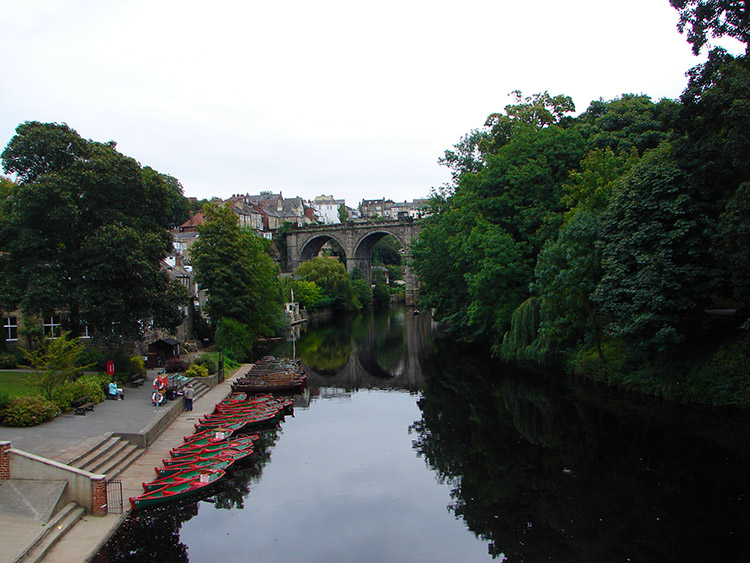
left=497, top=297, right=555, bottom=364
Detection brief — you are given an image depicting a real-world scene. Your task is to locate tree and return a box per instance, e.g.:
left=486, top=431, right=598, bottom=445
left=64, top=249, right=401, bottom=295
left=714, top=181, right=750, bottom=301
left=534, top=209, right=606, bottom=360
left=670, top=0, right=750, bottom=55
left=416, top=99, right=585, bottom=346
left=438, top=128, right=489, bottom=185
left=25, top=332, right=91, bottom=399
left=0, top=122, right=186, bottom=340
left=371, top=235, right=402, bottom=265
left=338, top=204, right=348, bottom=223
left=214, top=317, right=253, bottom=362
left=191, top=202, right=282, bottom=338
left=296, top=257, right=358, bottom=312
left=142, top=167, right=191, bottom=229
left=593, top=145, right=714, bottom=357
left=575, top=95, right=679, bottom=157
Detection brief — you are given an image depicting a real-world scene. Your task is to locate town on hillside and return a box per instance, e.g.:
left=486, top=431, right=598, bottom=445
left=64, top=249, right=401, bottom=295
left=2, top=192, right=429, bottom=365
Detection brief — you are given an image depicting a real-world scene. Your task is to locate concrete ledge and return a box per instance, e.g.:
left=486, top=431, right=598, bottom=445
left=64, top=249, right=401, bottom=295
left=9, top=449, right=105, bottom=514
left=115, top=398, right=183, bottom=449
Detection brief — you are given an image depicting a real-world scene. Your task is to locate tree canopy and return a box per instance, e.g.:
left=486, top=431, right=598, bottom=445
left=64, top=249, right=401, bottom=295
left=414, top=44, right=750, bottom=404
left=295, top=257, right=359, bottom=312
left=670, top=0, right=750, bottom=54
left=191, top=202, right=282, bottom=339
left=0, top=121, right=188, bottom=340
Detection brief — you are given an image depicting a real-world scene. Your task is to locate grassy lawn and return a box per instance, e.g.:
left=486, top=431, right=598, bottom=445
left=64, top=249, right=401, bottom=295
left=0, top=371, right=40, bottom=397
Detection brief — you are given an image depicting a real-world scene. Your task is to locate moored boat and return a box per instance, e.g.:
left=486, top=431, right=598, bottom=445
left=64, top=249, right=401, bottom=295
left=170, top=436, right=257, bottom=458
left=230, top=356, right=307, bottom=395
left=130, top=469, right=225, bottom=510
left=194, top=409, right=281, bottom=432
left=154, top=456, right=234, bottom=478
left=143, top=467, right=225, bottom=492
left=163, top=444, right=255, bottom=466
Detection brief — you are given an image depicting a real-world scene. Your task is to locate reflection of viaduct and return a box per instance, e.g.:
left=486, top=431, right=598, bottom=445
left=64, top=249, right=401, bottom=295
left=285, top=220, right=422, bottom=306
left=304, top=312, right=439, bottom=393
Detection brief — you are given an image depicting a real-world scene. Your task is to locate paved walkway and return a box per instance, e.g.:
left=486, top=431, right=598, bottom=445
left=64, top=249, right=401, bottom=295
left=0, top=366, right=248, bottom=563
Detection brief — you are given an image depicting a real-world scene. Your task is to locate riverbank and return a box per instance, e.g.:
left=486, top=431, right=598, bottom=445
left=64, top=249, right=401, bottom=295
left=0, top=364, right=249, bottom=563
left=565, top=331, right=750, bottom=409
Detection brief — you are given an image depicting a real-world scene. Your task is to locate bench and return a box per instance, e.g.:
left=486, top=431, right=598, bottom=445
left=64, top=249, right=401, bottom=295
left=130, top=373, right=146, bottom=387
left=73, top=396, right=95, bottom=415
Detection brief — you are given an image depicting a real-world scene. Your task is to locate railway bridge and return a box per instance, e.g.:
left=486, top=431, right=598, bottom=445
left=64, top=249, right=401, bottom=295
left=284, top=219, right=422, bottom=306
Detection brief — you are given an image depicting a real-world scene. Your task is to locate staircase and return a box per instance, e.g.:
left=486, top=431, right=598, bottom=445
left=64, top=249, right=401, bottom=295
left=191, top=379, right=211, bottom=403
left=14, top=502, right=85, bottom=563
left=13, top=378, right=216, bottom=563
left=67, top=435, right=143, bottom=479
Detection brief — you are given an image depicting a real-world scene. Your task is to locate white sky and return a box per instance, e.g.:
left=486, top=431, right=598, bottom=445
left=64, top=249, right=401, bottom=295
left=0, top=0, right=743, bottom=205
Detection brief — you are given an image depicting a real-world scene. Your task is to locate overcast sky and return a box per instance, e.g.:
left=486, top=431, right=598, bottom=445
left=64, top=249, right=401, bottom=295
left=0, top=0, right=743, bottom=206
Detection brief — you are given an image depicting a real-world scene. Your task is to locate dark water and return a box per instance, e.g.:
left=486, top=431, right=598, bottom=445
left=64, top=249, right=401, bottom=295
left=96, top=306, right=750, bottom=562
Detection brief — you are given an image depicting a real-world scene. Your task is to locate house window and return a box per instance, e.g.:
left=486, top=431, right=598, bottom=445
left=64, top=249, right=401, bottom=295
left=3, top=316, right=18, bottom=341
left=43, top=315, right=61, bottom=339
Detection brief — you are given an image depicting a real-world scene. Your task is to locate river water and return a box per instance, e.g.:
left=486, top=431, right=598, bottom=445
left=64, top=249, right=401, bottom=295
left=96, top=306, right=750, bottom=562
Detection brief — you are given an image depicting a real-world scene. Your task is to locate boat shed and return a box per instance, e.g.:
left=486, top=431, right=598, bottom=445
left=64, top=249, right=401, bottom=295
left=147, top=337, right=181, bottom=368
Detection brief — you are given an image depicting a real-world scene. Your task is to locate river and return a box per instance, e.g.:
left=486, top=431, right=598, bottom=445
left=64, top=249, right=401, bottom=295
left=96, top=305, right=750, bottom=562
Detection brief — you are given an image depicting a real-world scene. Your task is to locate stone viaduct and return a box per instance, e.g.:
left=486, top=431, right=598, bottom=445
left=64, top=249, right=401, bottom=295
left=284, top=219, right=422, bottom=306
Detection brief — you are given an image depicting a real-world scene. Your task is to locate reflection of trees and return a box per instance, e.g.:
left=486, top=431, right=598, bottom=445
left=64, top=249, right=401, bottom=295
left=370, top=308, right=406, bottom=375
left=412, top=338, right=750, bottom=562
left=93, top=502, right=197, bottom=562
left=296, top=323, right=352, bottom=373
left=209, top=426, right=281, bottom=510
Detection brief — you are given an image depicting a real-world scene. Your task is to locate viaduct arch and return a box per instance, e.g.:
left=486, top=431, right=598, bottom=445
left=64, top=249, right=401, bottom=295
left=285, top=219, right=422, bottom=306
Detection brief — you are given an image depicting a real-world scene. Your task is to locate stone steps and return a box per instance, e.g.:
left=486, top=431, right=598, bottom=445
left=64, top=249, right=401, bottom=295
left=15, top=502, right=85, bottom=563
left=192, top=380, right=211, bottom=402
left=68, top=435, right=143, bottom=479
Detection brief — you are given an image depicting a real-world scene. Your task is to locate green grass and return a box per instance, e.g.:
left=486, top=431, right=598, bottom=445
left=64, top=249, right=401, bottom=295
left=0, top=371, right=40, bottom=398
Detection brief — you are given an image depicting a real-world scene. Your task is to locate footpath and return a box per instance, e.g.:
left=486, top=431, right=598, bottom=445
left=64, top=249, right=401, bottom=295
left=0, top=366, right=248, bottom=563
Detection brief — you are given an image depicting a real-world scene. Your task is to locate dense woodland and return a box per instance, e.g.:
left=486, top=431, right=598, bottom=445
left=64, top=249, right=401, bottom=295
left=412, top=1, right=750, bottom=407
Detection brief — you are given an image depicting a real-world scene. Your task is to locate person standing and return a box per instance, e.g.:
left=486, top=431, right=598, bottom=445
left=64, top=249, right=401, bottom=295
left=184, top=383, right=195, bottom=411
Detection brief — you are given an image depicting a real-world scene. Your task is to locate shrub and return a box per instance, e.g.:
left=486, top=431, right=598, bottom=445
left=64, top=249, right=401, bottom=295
left=128, top=355, right=146, bottom=377
left=0, top=392, right=12, bottom=414
left=0, top=353, right=17, bottom=369
left=80, top=348, right=106, bottom=370
left=70, top=373, right=107, bottom=403
left=186, top=364, right=209, bottom=378
left=165, top=358, right=188, bottom=372
left=193, top=354, right=218, bottom=375
left=50, top=373, right=107, bottom=412
left=2, top=395, right=60, bottom=427
left=51, top=384, right=77, bottom=412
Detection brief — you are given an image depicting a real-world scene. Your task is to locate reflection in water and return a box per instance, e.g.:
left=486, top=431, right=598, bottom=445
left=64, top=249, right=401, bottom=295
left=96, top=307, right=750, bottom=562
left=412, top=338, right=750, bottom=562
left=269, top=306, right=439, bottom=391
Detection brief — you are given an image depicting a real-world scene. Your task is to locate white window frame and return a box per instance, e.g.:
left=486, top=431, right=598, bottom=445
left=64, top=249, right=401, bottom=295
left=3, top=316, right=18, bottom=341
left=43, top=315, right=61, bottom=339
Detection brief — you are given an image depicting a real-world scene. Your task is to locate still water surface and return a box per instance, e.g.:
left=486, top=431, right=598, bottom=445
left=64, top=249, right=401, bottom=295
left=97, top=306, right=750, bottom=562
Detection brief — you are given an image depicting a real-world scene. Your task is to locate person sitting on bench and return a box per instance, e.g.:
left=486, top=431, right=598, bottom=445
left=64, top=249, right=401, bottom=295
left=108, top=380, right=124, bottom=400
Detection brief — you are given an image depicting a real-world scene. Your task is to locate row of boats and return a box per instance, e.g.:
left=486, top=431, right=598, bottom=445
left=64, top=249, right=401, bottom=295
left=129, top=357, right=304, bottom=510
left=231, top=356, right=307, bottom=394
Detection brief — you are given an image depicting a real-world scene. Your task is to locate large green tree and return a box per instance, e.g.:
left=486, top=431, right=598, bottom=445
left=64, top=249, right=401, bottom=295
left=0, top=121, right=187, bottom=340
left=670, top=0, right=750, bottom=55
left=414, top=93, right=584, bottom=344
left=593, top=145, right=714, bottom=357
left=191, top=202, right=282, bottom=338
left=295, top=256, right=358, bottom=312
